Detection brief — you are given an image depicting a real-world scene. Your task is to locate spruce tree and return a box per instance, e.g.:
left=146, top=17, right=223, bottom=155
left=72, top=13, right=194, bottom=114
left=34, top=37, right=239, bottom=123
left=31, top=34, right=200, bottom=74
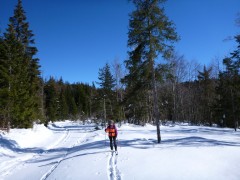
left=44, top=77, right=58, bottom=124
left=122, top=43, right=152, bottom=125
left=10, top=0, right=37, bottom=56
left=3, top=0, right=42, bottom=128
left=0, top=36, right=11, bottom=128
left=12, top=0, right=42, bottom=121
left=98, top=63, right=116, bottom=93
left=125, top=0, right=179, bottom=143
left=216, top=35, right=240, bottom=130
left=3, top=22, right=35, bottom=128
left=74, top=83, right=89, bottom=119
left=197, top=66, right=215, bottom=126
left=64, top=85, right=78, bottom=119
left=98, top=63, right=116, bottom=120
left=58, top=84, right=68, bottom=120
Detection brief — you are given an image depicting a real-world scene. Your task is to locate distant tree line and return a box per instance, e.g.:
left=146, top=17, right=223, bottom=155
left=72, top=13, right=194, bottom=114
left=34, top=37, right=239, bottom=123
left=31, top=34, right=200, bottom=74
left=0, top=0, right=239, bottom=131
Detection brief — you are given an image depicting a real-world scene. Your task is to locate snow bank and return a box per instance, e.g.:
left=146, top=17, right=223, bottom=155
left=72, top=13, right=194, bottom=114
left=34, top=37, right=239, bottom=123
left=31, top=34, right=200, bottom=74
left=4, top=124, right=53, bottom=148
left=0, top=122, right=69, bottom=154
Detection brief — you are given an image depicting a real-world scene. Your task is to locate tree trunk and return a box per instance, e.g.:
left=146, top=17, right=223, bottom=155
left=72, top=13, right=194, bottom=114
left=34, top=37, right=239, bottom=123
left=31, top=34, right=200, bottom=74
left=230, top=88, right=237, bottom=131
left=151, top=59, right=161, bottom=143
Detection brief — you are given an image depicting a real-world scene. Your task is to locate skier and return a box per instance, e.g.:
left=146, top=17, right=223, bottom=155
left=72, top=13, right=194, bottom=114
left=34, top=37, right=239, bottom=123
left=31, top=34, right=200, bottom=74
left=105, top=120, right=118, bottom=154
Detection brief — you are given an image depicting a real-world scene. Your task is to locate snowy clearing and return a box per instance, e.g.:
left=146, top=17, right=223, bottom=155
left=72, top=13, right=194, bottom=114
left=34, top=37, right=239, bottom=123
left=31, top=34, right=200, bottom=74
left=0, top=121, right=240, bottom=180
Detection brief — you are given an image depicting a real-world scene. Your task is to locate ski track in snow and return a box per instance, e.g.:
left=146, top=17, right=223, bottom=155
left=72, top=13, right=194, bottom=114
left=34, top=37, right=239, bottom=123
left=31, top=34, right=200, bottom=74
left=107, top=152, right=121, bottom=180
left=0, top=155, right=34, bottom=177
left=0, top=123, right=97, bottom=179
left=0, top=127, right=70, bottom=178
left=39, top=129, right=70, bottom=180
left=40, top=127, right=96, bottom=180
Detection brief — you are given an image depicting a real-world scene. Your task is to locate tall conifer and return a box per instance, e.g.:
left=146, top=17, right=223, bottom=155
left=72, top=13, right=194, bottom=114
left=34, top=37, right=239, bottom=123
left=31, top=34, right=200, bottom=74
left=98, top=63, right=116, bottom=120
left=216, top=35, right=240, bottom=130
left=0, top=36, right=11, bottom=128
left=3, top=0, right=42, bottom=127
left=125, top=0, right=178, bottom=142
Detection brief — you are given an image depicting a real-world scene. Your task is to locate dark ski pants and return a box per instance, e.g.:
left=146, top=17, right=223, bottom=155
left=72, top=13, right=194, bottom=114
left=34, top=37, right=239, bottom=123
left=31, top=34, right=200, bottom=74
left=109, top=136, right=117, bottom=151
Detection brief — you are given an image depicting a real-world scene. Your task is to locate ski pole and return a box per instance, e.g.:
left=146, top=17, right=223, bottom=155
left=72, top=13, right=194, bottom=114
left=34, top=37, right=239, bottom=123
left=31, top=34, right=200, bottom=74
left=105, top=131, right=107, bottom=147
left=117, top=138, right=120, bottom=149
left=104, top=122, right=107, bottom=148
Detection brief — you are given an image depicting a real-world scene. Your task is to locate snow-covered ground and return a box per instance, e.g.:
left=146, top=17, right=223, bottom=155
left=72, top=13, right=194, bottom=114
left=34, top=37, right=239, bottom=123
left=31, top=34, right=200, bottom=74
left=0, top=121, right=240, bottom=180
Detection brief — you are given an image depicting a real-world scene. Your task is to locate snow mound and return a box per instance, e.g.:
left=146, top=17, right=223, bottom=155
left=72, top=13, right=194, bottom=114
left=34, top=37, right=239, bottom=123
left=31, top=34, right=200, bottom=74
left=1, top=124, right=53, bottom=149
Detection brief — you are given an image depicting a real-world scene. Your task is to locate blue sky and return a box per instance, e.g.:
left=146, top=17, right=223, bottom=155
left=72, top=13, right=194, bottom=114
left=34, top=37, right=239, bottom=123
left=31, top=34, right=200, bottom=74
left=1, top=0, right=239, bottom=84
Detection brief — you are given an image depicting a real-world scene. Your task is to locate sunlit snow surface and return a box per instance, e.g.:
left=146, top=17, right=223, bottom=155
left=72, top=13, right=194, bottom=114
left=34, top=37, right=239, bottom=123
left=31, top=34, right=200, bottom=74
left=0, top=121, right=240, bottom=180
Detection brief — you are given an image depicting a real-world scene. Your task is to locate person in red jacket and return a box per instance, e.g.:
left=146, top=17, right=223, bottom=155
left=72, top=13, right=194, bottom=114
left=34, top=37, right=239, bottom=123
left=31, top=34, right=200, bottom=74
left=105, top=120, right=118, bottom=152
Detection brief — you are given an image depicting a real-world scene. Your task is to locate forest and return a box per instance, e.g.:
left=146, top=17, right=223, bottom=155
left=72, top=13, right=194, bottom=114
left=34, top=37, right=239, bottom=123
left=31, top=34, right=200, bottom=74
left=0, top=0, right=239, bottom=133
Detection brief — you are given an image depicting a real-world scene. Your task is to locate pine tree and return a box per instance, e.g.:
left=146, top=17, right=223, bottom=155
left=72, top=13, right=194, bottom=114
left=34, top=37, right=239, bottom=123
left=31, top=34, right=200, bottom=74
left=98, top=63, right=116, bottom=93
left=122, top=44, right=151, bottom=124
left=44, top=77, right=58, bottom=124
left=98, top=63, right=116, bottom=121
left=57, top=79, right=68, bottom=120
left=12, top=0, right=42, bottom=121
left=90, top=82, right=102, bottom=119
left=3, top=21, right=35, bottom=128
left=125, top=0, right=179, bottom=143
left=197, top=66, right=215, bottom=126
left=216, top=35, right=240, bottom=130
left=2, top=0, right=42, bottom=128
left=0, top=36, right=11, bottom=129
left=10, top=0, right=38, bottom=56
left=64, top=84, right=77, bottom=119
left=74, top=83, right=90, bottom=120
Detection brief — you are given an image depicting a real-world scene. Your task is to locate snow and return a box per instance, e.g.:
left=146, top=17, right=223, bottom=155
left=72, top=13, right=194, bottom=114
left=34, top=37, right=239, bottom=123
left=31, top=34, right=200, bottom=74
left=0, top=121, right=240, bottom=180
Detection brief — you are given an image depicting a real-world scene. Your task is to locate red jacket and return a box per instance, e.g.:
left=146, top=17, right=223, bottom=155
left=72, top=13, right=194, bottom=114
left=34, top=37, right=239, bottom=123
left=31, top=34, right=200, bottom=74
left=105, top=125, right=118, bottom=137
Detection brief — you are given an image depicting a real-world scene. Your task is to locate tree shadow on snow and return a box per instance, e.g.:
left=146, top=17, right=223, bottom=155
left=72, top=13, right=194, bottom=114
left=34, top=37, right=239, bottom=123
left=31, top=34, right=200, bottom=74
left=2, top=132, right=240, bottom=157
left=162, top=136, right=240, bottom=147
left=14, top=134, right=240, bottom=167
left=160, top=126, right=240, bottom=136
left=0, top=135, right=44, bottom=154
left=27, top=140, right=109, bottom=165
left=2, top=124, right=240, bottom=167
